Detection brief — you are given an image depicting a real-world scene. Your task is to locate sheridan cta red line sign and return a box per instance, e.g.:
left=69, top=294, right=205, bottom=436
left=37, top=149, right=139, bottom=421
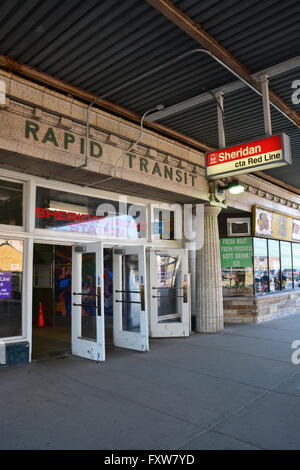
left=206, top=133, right=291, bottom=179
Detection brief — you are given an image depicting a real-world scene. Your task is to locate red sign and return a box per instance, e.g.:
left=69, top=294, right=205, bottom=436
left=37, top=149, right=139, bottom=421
left=206, top=133, right=291, bottom=179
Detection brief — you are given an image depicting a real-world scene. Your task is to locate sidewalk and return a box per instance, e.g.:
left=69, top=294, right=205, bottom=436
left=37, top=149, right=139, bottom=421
left=1, top=315, right=300, bottom=450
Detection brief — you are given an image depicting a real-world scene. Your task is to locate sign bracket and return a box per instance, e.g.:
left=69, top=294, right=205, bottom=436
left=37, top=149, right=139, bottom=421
left=260, top=74, right=273, bottom=137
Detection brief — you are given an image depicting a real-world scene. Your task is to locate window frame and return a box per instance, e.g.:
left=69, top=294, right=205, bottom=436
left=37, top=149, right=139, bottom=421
left=0, top=176, right=25, bottom=231
left=280, top=240, right=294, bottom=291
left=34, top=185, right=149, bottom=242
left=268, top=238, right=281, bottom=293
left=253, top=237, right=270, bottom=295
left=0, top=236, right=30, bottom=342
left=292, top=242, right=300, bottom=290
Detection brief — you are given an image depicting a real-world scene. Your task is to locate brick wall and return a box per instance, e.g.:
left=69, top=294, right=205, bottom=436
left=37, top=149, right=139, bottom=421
left=224, top=291, right=300, bottom=323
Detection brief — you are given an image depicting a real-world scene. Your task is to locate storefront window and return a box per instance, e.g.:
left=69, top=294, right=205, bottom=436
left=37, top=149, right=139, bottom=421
left=221, top=238, right=254, bottom=296
left=221, top=236, right=300, bottom=297
left=292, top=243, right=300, bottom=289
left=280, top=241, right=293, bottom=290
left=0, top=180, right=23, bottom=226
left=35, top=187, right=147, bottom=239
left=0, top=240, right=23, bottom=338
left=253, top=238, right=269, bottom=294
left=268, top=240, right=281, bottom=292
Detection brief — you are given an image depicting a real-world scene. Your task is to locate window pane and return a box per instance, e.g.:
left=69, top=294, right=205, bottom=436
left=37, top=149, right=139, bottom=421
left=0, top=240, right=23, bottom=338
left=153, top=209, right=175, bottom=240
left=121, top=255, right=141, bottom=333
left=293, top=244, right=300, bottom=289
left=156, top=255, right=182, bottom=323
left=220, top=237, right=254, bottom=296
left=81, top=253, right=96, bottom=341
left=0, top=180, right=23, bottom=226
left=254, top=238, right=269, bottom=294
left=268, top=240, right=281, bottom=292
left=36, top=187, right=147, bottom=239
left=222, top=267, right=254, bottom=296
left=280, top=241, right=293, bottom=290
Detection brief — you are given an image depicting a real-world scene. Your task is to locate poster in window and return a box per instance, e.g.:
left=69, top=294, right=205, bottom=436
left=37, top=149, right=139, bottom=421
left=292, top=219, right=300, bottom=241
left=0, top=271, right=12, bottom=299
left=255, top=208, right=273, bottom=237
left=220, top=238, right=254, bottom=296
left=254, top=207, right=300, bottom=242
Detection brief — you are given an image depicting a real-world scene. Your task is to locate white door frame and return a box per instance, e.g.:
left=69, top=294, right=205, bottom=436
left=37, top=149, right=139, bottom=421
left=148, top=248, right=191, bottom=338
left=113, top=245, right=149, bottom=352
left=0, top=168, right=188, bottom=363
left=72, top=242, right=105, bottom=361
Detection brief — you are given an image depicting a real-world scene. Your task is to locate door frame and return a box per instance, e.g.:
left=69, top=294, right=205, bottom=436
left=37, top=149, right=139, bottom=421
left=72, top=242, right=105, bottom=361
left=113, top=245, right=149, bottom=352
left=0, top=168, right=193, bottom=363
left=148, top=248, right=191, bottom=338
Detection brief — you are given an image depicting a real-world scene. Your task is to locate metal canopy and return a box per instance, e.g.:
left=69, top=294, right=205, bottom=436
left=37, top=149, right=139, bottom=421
left=0, top=0, right=300, bottom=190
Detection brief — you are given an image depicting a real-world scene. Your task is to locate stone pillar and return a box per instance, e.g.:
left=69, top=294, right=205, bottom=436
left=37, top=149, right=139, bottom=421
left=196, top=205, right=224, bottom=333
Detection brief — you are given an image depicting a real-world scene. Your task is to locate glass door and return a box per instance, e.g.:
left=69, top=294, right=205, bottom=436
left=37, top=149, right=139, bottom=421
left=113, top=246, right=149, bottom=352
left=149, top=249, right=190, bottom=338
left=72, top=243, right=105, bottom=361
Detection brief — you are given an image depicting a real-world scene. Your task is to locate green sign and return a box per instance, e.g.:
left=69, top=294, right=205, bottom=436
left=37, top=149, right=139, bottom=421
left=220, top=237, right=253, bottom=268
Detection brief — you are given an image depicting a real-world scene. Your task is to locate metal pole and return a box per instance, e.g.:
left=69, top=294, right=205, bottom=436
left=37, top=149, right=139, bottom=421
left=260, top=73, right=272, bottom=137
left=215, top=91, right=225, bottom=148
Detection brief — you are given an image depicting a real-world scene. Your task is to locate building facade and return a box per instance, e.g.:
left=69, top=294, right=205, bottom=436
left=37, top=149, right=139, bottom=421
left=1, top=70, right=300, bottom=365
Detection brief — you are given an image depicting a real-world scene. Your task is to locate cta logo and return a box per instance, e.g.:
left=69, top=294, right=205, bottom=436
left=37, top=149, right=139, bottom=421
left=208, top=153, right=218, bottom=165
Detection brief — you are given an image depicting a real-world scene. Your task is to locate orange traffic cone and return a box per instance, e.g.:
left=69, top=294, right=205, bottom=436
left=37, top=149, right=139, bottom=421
left=37, top=302, right=45, bottom=328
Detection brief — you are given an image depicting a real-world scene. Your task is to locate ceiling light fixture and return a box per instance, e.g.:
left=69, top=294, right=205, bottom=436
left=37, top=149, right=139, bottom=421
left=218, top=180, right=245, bottom=195
left=227, top=181, right=245, bottom=195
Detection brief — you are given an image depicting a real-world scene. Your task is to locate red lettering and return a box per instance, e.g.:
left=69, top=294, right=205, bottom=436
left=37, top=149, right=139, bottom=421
left=35, top=208, right=46, bottom=218
left=35, top=207, right=102, bottom=225
left=46, top=209, right=57, bottom=219
left=57, top=211, right=68, bottom=221
left=67, top=212, right=78, bottom=222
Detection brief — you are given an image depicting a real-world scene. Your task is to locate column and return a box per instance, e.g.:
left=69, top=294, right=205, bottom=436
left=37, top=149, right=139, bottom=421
left=196, top=205, right=224, bottom=333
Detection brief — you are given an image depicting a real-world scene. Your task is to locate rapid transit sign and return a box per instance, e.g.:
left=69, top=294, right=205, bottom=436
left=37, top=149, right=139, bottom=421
left=206, top=134, right=291, bottom=180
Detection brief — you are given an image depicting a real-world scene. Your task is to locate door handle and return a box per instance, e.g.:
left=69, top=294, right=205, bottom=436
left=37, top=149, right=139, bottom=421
left=115, top=290, right=141, bottom=294
left=140, top=284, right=145, bottom=311
left=183, top=282, right=188, bottom=304
left=97, top=286, right=102, bottom=317
left=73, top=292, right=97, bottom=297
left=73, top=303, right=97, bottom=308
left=115, top=287, right=145, bottom=310
left=152, top=295, right=184, bottom=299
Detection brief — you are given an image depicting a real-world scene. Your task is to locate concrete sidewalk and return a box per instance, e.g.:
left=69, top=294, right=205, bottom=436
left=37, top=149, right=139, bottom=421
left=1, top=315, right=300, bottom=450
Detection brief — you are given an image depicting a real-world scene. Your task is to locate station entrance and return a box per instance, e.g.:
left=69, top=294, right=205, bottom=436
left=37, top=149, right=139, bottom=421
left=32, top=242, right=190, bottom=361
left=32, top=244, right=72, bottom=360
